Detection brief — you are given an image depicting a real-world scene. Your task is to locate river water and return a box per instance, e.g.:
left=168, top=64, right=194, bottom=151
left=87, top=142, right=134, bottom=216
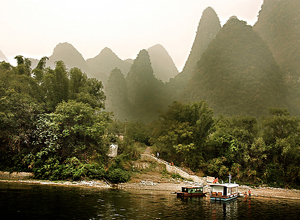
left=0, top=182, right=299, bottom=220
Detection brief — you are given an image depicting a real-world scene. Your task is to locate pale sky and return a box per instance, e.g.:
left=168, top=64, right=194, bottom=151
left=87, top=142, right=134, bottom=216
left=0, top=0, right=264, bottom=71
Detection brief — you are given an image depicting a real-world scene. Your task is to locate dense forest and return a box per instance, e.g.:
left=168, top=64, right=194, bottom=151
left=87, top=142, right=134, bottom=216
left=1, top=0, right=300, bottom=188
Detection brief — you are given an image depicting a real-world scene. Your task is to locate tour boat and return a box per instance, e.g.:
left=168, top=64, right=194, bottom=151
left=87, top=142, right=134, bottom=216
left=209, top=175, right=239, bottom=202
left=176, top=186, right=206, bottom=198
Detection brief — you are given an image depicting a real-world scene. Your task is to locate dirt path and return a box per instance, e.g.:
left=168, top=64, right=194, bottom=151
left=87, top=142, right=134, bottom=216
left=144, top=147, right=152, bottom=155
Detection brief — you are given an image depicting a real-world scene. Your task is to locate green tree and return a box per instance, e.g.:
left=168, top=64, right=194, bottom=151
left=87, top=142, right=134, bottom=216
left=262, top=108, right=300, bottom=187
left=43, top=61, right=69, bottom=111
left=151, top=101, right=214, bottom=169
left=14, top=55, right=32, bottom=76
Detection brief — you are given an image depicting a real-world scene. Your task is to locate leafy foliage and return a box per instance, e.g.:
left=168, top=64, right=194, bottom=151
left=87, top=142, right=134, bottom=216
left=151, top=101, right=214, bottom=169
left=0, top=58, right=112, bottom=181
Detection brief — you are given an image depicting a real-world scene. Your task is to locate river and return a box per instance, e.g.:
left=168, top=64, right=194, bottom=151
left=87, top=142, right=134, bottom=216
left=0, top=182, right=299, bottom=219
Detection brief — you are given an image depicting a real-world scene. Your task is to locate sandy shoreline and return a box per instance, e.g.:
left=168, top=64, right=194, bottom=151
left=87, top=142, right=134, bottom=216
left=1, top=178, right=299, bottom=200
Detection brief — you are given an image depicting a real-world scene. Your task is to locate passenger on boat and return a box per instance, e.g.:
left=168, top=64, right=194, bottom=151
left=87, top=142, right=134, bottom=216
left=212, top=178, right=218, bottom=184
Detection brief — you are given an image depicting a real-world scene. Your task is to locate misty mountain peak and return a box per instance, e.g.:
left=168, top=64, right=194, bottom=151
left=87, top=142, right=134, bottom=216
left=86, top=47, right=132, bottom=83
left=97, top=47, right=118, bottom=59
left=181, top=6, right=221, bottom=76
left=48, top=42, right=89, bottom=73
left=166, top=6, right=221, bottom=102
left=147, top=44, right=178, bottom=82
left=184, top=17, right=286, bottom=116
left=51, top=42, right=84, bottom=59
left=0, top=50, right=8, bottom=62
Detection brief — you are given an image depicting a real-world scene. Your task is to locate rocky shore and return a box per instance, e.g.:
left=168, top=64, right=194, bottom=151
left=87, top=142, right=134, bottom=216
left=1, top=177, right=299, bottom=200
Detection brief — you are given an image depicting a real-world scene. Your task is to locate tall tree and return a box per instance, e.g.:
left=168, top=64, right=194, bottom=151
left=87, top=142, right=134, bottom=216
left=262, top=108, right=300, bottom=186
left=151, top=101, right=214, bottom=169
left=43, top=61, right=69, bottom=111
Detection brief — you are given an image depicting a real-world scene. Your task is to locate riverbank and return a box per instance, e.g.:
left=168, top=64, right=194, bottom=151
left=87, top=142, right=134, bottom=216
left=1, top=178, right=299, bottom=200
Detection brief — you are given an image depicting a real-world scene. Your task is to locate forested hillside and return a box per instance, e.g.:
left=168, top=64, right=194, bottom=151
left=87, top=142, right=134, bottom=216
left=166, top=7, right=221, bottom=102
left=105, top=68, right=132, bottom=121
left=126, top=50, right=165, bottom=123
left=1, top=0, right=300, bottom=188
left=183, top=17, right=287, bottom=117
left=254, top=0, right=300, bottom=115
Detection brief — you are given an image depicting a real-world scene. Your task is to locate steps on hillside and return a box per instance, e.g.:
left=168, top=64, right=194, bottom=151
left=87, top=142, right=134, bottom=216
left=140, top=154, right=207, bottom=185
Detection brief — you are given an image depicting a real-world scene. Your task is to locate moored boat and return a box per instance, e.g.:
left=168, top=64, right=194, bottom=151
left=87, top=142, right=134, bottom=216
left=209, top=175, right=239, bottom=202
left=176, top=186, right=206, bottom=198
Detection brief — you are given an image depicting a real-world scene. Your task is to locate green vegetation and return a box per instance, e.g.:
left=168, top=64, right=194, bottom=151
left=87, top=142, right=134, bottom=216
left=0, top=58, right=129, bottom=183
left=1, top=56, right=300, bottom=187
left=166, top=7, right=221, bottom=103
left=184, top=17, right=286, bottom=117
left=151, top=103, right=300, bottom=188
left=1, top=2, right=300, bottom=188
left=254, top=0, right=300, bottom=115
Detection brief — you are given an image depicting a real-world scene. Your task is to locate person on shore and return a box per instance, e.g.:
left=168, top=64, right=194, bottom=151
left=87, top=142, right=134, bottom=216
left=157, top=152, right=159, bottom=158
left=248, top=189, right=251, bottom=197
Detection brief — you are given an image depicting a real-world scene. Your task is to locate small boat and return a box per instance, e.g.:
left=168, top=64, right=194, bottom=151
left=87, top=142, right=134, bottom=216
left=209, top=174, right=239, bottom=202
left=176, top=186, right=206, bottom=198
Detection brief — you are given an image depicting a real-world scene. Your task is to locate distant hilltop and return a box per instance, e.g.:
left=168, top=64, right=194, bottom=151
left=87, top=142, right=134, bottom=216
left=0, top=50, right=9, bottom=62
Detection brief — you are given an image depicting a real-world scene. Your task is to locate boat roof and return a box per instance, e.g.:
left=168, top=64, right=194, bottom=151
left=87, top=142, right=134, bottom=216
left=182, top=186, right=203, bottom=189
left=210, top=183, right=239, bottom=188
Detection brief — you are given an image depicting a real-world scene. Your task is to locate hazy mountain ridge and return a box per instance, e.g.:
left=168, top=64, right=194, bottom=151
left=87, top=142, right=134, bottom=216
left=254, top=0, right=300, bottom=115
left=183, top=17, right=286, bottom=117
left=147, top=44, right=178, bottom=82
left=105, top=68, right=132, bottom=121
left=86, top=47, right=131, bottom=84
left=0, top=50, right=8, bottom=62
left=47, top=42, right=91, bottom=74
left=126, top=50, right=165, bottom=122
left=43, top=42, right=177, bottom=85
left=166, top=7, right=221, bottom=102
left=3, top=1, right=300, bottom=122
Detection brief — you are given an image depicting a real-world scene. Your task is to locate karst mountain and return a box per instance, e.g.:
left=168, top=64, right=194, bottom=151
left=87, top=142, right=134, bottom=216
left=147, top=44, right=178, bottom=82
left=254, top=0, right=300, bottom=115
left=86, top=47, right=131, bottom=84
left=0, top=50, right=8, bottom=62
left=183, top=17, right=286, bottom=116
left=166, top=7, right=221, bottom=102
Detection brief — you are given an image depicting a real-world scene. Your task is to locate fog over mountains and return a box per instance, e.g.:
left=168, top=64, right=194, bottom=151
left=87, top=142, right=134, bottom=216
left=1, top=0, right=299, bottom=122
left=40, top=42, right=178, bottom=85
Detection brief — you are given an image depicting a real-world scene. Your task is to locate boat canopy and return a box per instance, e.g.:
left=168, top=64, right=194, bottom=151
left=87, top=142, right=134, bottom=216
left=210, top=183, right=239, bottom=188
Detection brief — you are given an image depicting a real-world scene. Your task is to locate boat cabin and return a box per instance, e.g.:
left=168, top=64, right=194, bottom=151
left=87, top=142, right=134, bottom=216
left=177, top=186, right=206, bottom=198
left=210, top=183, right=239, bottom=201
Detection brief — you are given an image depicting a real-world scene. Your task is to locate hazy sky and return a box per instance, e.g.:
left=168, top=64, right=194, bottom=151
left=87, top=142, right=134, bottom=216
left=0, top=0, right=264, bottom=71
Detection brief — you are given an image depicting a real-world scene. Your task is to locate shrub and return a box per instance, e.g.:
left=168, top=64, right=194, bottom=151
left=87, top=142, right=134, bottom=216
left=84, top=163, right=106, bottom=179
left=106, top=168, right=131, bottom=183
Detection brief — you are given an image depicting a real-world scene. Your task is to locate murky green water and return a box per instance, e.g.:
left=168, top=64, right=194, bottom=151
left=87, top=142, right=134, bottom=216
left=0, top=182, right=299, bottom=219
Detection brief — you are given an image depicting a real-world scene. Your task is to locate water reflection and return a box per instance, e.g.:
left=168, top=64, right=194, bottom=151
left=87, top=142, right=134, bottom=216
left=1, top=182, right=300, bottom=220
left=210, top=199, right=238, bottom=220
